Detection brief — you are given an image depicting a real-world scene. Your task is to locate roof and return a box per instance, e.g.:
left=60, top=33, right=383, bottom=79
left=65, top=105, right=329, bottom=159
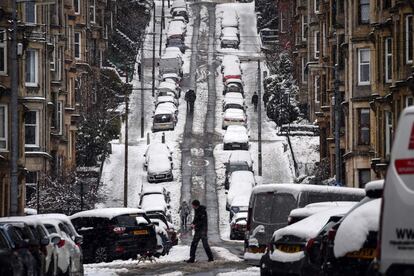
left=251, top=183, right=365, bottom=197
left=222, top=27, right=238, bottom=36
left=141, top=194, right=167, bottom=212
left=142, top=185, right=165, bottom=195
left=159, top=81, right=178, bottom=91
left=231, top=195, right=250, bottom=207
left=154, top=106, right=175, bottom=115
left=364, top=179, right=384, bottom=192
left=224, top=126, right=249, bottom=143
left=71, top=208, right=144, bottom=220
left=289, top=201, right=358, bottom=218
left=230, top=170, right=255, bottom=184
left=223, top=64, right=242, bottom=76
left=224, top=108, right=246, bottom=119
left=228, top=150, right=253, bottom=165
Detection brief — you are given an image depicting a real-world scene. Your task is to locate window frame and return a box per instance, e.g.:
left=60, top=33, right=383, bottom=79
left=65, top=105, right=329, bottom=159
left=358, top=48, right=371, bottom=86
left=359, top=0, right=370, bottom=24
left=57, top=101, right=63, bottom=135
left=384, top=37, right=392, bottom=83
left=25, top=49, right=39, bottom=87
left=0, top=104, right=7, bottom=151
left=314, top=0, right=320, bottom=13
left=50, top=37, right=56, bottom=71
left=301, top=15, right=307, bottom=41
left=25, top=110, right=40, bottom=148
left=314, top=31, right=320, bottom=59
left=385, top=111, right=393, bottom=156
left=405, top=15, right=413, bottom=64
left=74, top=32, right=81, bottom=60
left=0, top=29, right=7, bottom=75
left=25, top=2, right=37, bottom=24
left=301, top=57, right=308, bottom=84
left=74, top=0, right=80, bottom=15
left=314, top=75, right=320, bottom=103
left=90, top=0, right=96, bottom=23
left=358, top=108, right=370, bottom=146
left=406, top=96, right=414, bottom=107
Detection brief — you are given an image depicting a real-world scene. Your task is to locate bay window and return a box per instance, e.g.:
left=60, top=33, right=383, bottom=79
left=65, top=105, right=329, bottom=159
left=358, top=48, right=370, bottom=85
left=25, top=49, right=38, bottom=86
left=25, top=110, right=39, bottom=147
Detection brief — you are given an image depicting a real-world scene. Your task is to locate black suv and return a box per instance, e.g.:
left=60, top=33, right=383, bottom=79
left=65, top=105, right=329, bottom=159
left=71, top=208, right=157, bottom=263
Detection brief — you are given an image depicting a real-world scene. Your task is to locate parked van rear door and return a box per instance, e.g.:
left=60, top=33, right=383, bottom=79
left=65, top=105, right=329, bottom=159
left=380, top=107, right=414, bottom=274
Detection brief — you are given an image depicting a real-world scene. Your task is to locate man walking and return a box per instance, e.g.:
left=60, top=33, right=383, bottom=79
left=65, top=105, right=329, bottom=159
left=185, top=89, right=196, bottom=113
left=186, top=200, right=214, bottom=263
left=252, top=92, right=259, bottom=112
left=179, top=200, right=191, bottom=230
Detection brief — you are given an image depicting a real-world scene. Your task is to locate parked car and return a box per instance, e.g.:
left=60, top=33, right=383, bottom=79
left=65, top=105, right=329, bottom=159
left=155, top=95, right=179, bottom=108
left=223, top=125, right=249, bottom=151
left=221, top=27, right=240, bottom=49
left=222, top=64, right=242, bottom=82
left=379, top=106, right=414, bottom=275
left=139, top=193, right=171, bottom=219
left=158, top=81, right=181, bottom=98
left=156, top=102, right=178, bottom=117
left=223, top=79, right=244, bottom=95
left=229, top=194, right=250, bottom=221
left=224, top=150, right=254, bottom=189
left=167, top=20, right=186, bottom=41
left=39, top=216, right=83, bottom=275
left=223, top=96, right=246, bottom=111
left=0, top=226, right=27, bottom=276
left=287, top=201, right=358, bottom=225
left=147, top=212, right=178, bottom=246
left=259, top=205, right=355, bottom=276
left=0, top=223, right=38, bottom=276
left=223, top=92, right=245, bottom=108
left=219, top=8, right=239, bottom=29
left=230, top=211, right=248, bottom=240
left=140, top=185, right=171, bottom=204
left=71, top=208, right=157, bottom=263
left=222, top=108, right=247, bottom=129
left=152, top=107, right=177, bottom=132
left=146, top=147, right=174, bottom=183
left=221, top=55, right=240, bottom=73
left=171, top=15, right=188, bottom=24
left=144, top=143, right=173, bottom=171
left=226, top=170, right=256, bottom=210
left=161, top=72, right=181, bottom=84
left=166, top=38, right=186, bottom=53
left=244, top=184, right=365, bottom=264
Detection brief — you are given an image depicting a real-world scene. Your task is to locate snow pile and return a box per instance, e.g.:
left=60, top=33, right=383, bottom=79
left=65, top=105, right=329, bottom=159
left=334, top=199, right=381, bottom=258
left=85, top=267, right=128, bottom=276
left=211, top=247, right=242, bottom=262
left=216, top=267, right=260, bottom=276
left=269, top=249, right=305, bottom=263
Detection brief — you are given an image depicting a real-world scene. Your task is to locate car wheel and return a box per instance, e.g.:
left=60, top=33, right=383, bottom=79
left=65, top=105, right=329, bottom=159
left=230, top=232, right=235, bottom=240
left=94, top=247, right=109, bottom=263
left=260, top=259, right=272, bottom=276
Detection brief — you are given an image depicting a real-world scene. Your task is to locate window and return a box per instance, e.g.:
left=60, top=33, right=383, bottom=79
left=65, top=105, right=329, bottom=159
left=25, top=49, right=38, bottom=87
left=385, top=111, right=393, bottom=156
left=383, top=0, right=391, bottom=9
left=358, top=169, right=371, bottom=188
left=301, top=15, right=307, bottom=41
left=358, top=108, right=370, bottom=145
left=25, top=2, right=36, bottom=24
left=57, top=47, right=62, bottom=80
left=90, top=0, right=96, bottom=23
left=99, top=50, right=103, bottom=68
left=0, top=29, right=6, bottom=75
left=314, top=31, right=320, bottom=59
left=405, top=15, right=413, bottom=64
left=0, top=105, right=7, bottom=150
left=302, top=57, right=308, bottom=84
left=74, top=32, right=81, bottom=59
left=25, top=171, right=38, bottom=202
left=314, top=0, right=320, bottom=13
left=314, top=75, right=320, bottom=103
left=406, top=96, right=414, bottom=107
left=280, top=13, right=286, bottom=33
left=25, top=110, right=39, bottom=147
left=385, top=37, right=392, bottom=83
left=50, top=37, right=56, bottom=71
left=359, top=0, right=370, bottom=24
left=358, top=48, right=370, bottom=85
left=74, top=0, right=80, bottom=14
left=57, top=101, right=63, bottom=134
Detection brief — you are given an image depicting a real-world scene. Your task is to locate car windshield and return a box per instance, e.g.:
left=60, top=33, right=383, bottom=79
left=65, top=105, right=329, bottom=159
left=0, top=232, right=9, bottom=249
left=154, top=114, right=172, bottom=123
left=114, top=214, right=148, bottom=227
left=253, top=193, right=297, bottom=224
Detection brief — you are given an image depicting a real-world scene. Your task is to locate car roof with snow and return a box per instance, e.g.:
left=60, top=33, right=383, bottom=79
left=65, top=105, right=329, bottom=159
left=222, top=55, right=240, bottom=65
left=334, top=198, right=381, bottom=258
left=154, top=106, right=175, bottom=115
left=220, top=10, right=239, bottom=27
left=231, top=195, right=250, bottom=207
left=224, top=127, right=249, bottom=143
left=225, top=78, right=243, bottom=86
left=224, top=97, right=244, bottom=106
left=233, top=211, right=248, bottom=220
left=272, top=205, right=355, bottom=242
left=141, top=194, right=167, bottom=212
left=167, top=25, right=185, bottom=36
left=171, top=0, right=187, bottom=10
left=145, top=143, right=171, bottom=156
left=228, top=150, right=253, bottom=165
left=223, top=65, right=242, bottom=76
left=289, top=201, right=358, bottom=218
left=162, top=72, right=180, bottom=79
left=230, top=170, right=255, bottom=184
left=71, top=208, right=145, bottom=220
left=228, top=178, right=254, bottom=204
left=251, top=183, right=365, bottom=198
left=147, top=153, right=172, bottom=173
left=222, top=27, right=239, bottom=36
left=224, top=108, right=246, bottom=119
left=162, top=47, right=183, bottom=59
left=156, top=95, right=176, bottom=102
left=159, top=81, right=178, bottom=91
left=141, top=185, right=166, bottom=195
left=157, top=102, right=177, bottom=110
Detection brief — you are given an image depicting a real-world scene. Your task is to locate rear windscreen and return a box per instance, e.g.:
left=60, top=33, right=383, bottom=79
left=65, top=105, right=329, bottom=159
left=154, top=114, right=172, bottom=123
left=304, top=192, right=364, bottom=206
left=114, top=214, right=148, bottom=227
left=253, top=193, right=297, bottom=224
left=0, top=232, right=8, bottom=249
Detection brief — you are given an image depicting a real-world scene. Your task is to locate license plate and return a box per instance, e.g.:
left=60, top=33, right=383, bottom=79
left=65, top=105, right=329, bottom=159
left=346, top=248, right=376, bottom=259
left=155, top=174, right=165, bottom=179
left=277, top=244, right=301, bottom=253
left=232, top=144, right=241, bottom=148
left=133, top=230, right=148, bottom=235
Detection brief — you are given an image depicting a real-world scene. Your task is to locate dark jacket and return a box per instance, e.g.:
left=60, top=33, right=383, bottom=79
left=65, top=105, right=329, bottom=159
left=252, top=94, right=258, bottom=104
left=192, top=205, right=208, bottom=233
left=185, top=90, right=196, bottom=102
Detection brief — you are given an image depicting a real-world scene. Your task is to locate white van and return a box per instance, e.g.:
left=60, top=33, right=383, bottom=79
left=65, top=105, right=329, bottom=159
left=379, top=106, right=414, bottom=275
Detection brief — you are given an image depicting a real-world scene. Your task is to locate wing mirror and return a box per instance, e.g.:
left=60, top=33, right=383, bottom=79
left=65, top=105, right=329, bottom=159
left=49, top=234, right=61, bottom=245
left=40, top=237, right=50, bottom=246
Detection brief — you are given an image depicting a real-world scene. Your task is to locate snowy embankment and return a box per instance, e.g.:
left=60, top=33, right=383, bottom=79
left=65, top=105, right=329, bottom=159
left=99, top=0, right=194, bottom=227
left=289, top=135, right=320, bottom=181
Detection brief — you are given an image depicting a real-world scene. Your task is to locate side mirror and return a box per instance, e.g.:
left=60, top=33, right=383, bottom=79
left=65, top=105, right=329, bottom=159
left=40, top=237, right=50, bottom=246
left=74, top=236, right=83, bottom=245
left=49, top=234, right=61, bottom=245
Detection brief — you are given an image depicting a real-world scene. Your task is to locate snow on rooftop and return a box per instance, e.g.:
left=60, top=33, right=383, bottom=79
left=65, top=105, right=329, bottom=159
left=289, top=201, right=358, bottom=218
left=334, top=198, right=381, bottom=258
left=141, top=185, right=165, bottom=195
left=147, top=153, right=172, bottom=174
left=71, top=208, right=144, bottom=220
left=228, top=150, right=253, bottom=165
left=224, top=126, right=249, bottom=144
left=223, top=64, right=242, bottom=76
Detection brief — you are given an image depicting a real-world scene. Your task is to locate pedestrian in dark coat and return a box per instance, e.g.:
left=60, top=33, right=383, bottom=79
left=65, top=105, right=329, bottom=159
left=263, top=92, right=269, bottom=108
left=186, top=200, right=214, bottom=263
left=252, top=92, right=259, bottom=112
left=185, top=89, right=196, bottom=113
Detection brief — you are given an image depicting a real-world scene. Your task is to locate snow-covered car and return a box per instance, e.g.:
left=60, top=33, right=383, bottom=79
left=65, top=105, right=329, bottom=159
left=0, top=216, right=63, bottom=276
left=155, top=102, right=178, bottom=117
left=288, top=201, right=358, bottom=225
left=146, top=149, right=174, bottom=182
left=379, top=106, right=414, bottom=275
left=221, top=55, right=240, bottom=73
left=71, top=208, right=157, bottom=263
left=167, top=20, right=186, bottom=41
left=226, top=170, right=256, bottom=210
left=223, top=125, right=249, bottom=151
left=223, top=79, right=244, bottom=95
left=221, top=26, right=240, bottom=40
left=225, top=150, right=254, bottom=189
left=223, top=96, right=246, bottom=112
left=166, top=38, right=186, bottom=53
left=171, top=7, right=188, bottom=22
left=147, top=212, right=178, bottom=246
left=144, top=143, right=173, bottom=170
left=229, top=194, right=250, bottom=221
left=222, top=108, right=247, bottom=129
left=155, top=95, right=179, bottom=108
left=158, top=81, right=181, bottom=98
left=152, top=107, right=177, bottom=132
left=139, top=193, right=171, bottom=219
left=161, top=72, right=182, bottom=84
left=222, top=64, right=242, bottom=82
left=244, top=184, right=365, bottom=265
left=219, top=8, right=239, bottom=29
left=259, top=206, right=355, bottom=276
left=223, top=92, right=245, bottom=107
left=221, top=28, right=240, bottom=49
left=38, top=216, right=83, bottom=274
left=230, top=211, right=248, bottom=240
left=172, top=15, right=188, bottom=24
left=140, top=185, right=171, bottom=204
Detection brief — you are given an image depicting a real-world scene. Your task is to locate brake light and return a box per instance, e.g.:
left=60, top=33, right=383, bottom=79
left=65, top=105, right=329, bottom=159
left=57, top=239, right=65, bottom=248
left=327, top=228, right=337, bottom=241
left=113, top=227, right=126, bottom=234
left=305, top=238, right=315, bottom=253
left=115, top=246, right=124, bottom=253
